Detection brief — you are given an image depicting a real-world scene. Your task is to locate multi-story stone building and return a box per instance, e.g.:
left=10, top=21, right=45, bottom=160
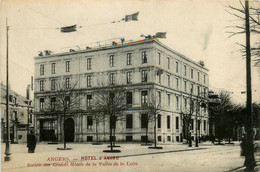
left=1, top=83, right=33, bottom=143
left=34, top=38, right=209, bottom=143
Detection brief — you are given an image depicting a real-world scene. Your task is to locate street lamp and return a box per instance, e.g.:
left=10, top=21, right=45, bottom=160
left=4, top=18, right=11, bottom=161
left=195, top=91, right=208, bottom=147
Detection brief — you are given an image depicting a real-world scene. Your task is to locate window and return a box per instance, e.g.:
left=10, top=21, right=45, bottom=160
left=198, top=120, right=201, bottom=130
left=198, top=72, right=200, bottom=81
left=109, top=73, right=115, bottom=85
left=141, top=70, right=148, bottom=82
left=158, top=136, right=162, bottom=142
left=191, top=69, right=194, bottom=79
left=158, top=74, right=161, bottom=84
left=167, top=75, right=170, bottom=87
left=184, top=98, right=187, bottom=109
left=51, top=79, right=56, bottom=90
left=204, top=120, right=206, bottom=131
left=157, top=114, right=161, bottom=128
left=87, top=58, right=92, bottom=70
left=176, top=96, right=179, bottom=108
left=167, top=94, right=170, bottom=106
left=191, top=100, right=194, bottom=110
left=141, top=91, right=148, bottom=104
left=109, top=92, right=115, bottom=103
left=126, top=71, right=132, bottom=84
left=176, top=61, right=179, bottom=73
left=176, top=116, right=179, bottom=129
left=65, top=96, right=70, bottom=106
left=40, top=64, right=44, bottom=75
left=167, top=116, right=171, bottom=129
left=167, top=57, right=170, bottom=69
left=66, top=61, right=70, bottom=72
left=109, top=55, right=115, bottom=67
left=87, top=116, right=93, bottom=129
left=40, top=80, right=44, bottom=91
left=204, top=88, right=207, bottom=98
left=51, top=63, right=56, bottom=74
left=126, top=53, right=132, bottom=65
left=65, top=78, right=70, bottom=89
left=126, top=114, right=133, bottom=129
left=167, top=136, right=171, bottom=142
left=191, top=84, right=194, bottom=94
left=126, top=136, right=133, bottom=142
left=50, top=97, right=56, bottom=111
left=191, top=119, right=194, bottom=130
left=204, top=74, right=206, bottom=84
left=87, top=75, right=92, bottom=87
left=40, top=98, right=44, bottom=110
left=197, top=86, right=200, bottom=95
left=141, top=114, right=148, bottom=128
left=158, top=52, right=161, bottom=65
left=126, top=92, right=132, bottom=105
left=158, top=91, right=161, bottom=105
left=87, top=95, right=92, bottom=109
left=184, top=81, right=187, bottom=92
left=176, top=78, right=179, bottom=89
left=142, top=51, right=147, bottom=64
left=184, top=65, right=187, bottom=76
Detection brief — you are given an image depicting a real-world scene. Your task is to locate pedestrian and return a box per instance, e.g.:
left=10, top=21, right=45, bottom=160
left=27, top=130, right=36, bottom=153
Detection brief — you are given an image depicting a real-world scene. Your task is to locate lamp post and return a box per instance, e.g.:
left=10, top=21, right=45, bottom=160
left=4, top=18, right=11, bottom=161
left=195, top=91, right=208, bottom=148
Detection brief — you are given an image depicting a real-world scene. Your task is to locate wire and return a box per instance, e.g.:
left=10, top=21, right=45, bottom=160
left=25, top=5, right=64, bottom=25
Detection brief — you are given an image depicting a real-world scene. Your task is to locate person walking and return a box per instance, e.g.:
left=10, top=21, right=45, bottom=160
left=27, top=130, right=36, bottom=153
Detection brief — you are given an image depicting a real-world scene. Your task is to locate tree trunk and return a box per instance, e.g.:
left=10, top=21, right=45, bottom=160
left=110, top=126, right=113, bottom=151
left=146, top=123, right=148, bottom=145
left=113, top=123, right=116, bottom=146
left=63, top=112, right=66, bottom=149
left=154, top=117, right=157, bottom=148
left=96, top=122, right=98, bottom=143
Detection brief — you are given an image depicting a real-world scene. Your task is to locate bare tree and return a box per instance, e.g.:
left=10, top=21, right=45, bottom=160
left=142, top=93, right=162, bottom=149
left=181, top=102, right=194, bottom=147
left=209, top=91, right=233, bottom=145
left=181, top=89, right=195, bottom=147
left=50, top=81, right=83, bottom=150
left=139, top=112, right=154, bottom=145
left=91, top=110, right=107, bottom=145
left=226, top=0, right=260, bottom=66
left=94, top=82, right=128, bottom=152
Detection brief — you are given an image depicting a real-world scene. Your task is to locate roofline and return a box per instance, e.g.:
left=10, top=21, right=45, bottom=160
left=34, top=38, right=209, bottom=71
left=153, top=39, right=209, bottom=71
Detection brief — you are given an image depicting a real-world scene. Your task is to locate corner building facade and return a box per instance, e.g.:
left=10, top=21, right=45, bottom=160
left=34, top=39, right=209, bottom=143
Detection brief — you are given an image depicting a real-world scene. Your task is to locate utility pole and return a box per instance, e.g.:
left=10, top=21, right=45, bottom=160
left=195, top=94, right=199, bottom=147
left=189, top=88, right=193, bottom=147
left=244, top=0, right=256, bottom=171
left=4, top=17, right=11, bottom=161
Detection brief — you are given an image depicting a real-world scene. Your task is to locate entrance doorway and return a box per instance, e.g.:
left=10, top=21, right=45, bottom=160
left=64, top=118, right=75, bottom=142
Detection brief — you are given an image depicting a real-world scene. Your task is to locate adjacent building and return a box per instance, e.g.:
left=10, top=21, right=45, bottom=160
left=1, top=83, right=33, bottom=143
left=34, top=38, right=209, bottom=143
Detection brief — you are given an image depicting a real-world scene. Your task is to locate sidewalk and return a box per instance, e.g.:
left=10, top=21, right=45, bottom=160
left=1, top=141, right=249, bottom=172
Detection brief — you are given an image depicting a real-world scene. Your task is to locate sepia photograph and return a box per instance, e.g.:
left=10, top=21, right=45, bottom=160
left=0, top=0, right=259, bottom=171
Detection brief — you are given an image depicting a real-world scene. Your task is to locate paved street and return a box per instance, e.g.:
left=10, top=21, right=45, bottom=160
left=1, top=141, right=259, bottom=172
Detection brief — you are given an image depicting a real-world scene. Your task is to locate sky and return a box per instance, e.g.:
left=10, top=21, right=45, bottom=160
left=0, top=0, right=259, bottom=104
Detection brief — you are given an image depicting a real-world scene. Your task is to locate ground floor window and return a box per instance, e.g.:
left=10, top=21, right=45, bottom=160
left=158, top=136, right=162, bottom=142
left=87, top=136, right=93, bottom=141
left=141, top=136, right=148, bottom=142
left=126, top=136, right=133, bottom=142
left=176, top=136, right=180, bottom=142
left=167, top=136, right=171, bottom=141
